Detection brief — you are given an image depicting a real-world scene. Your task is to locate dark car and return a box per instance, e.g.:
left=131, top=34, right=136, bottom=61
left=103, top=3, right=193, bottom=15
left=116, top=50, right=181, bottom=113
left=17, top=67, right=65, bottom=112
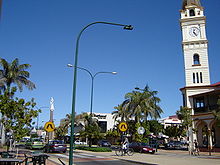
left=97, top=140, right=111, bottom=147
left=129, top=142, right=156, bottom=154
left=43, top=140, right=67, bottom=153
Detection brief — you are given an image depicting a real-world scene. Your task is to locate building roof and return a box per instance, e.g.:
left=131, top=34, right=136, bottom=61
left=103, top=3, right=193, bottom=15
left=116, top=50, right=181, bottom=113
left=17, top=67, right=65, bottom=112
left=182, top=0, right=202, bottom=10
left=180, top=81, right=220, bottom=91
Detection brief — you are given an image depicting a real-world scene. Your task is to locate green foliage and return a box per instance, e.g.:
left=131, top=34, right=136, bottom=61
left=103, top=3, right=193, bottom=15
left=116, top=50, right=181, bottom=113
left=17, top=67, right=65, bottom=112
left=134, top=122, right=142, bottom=142
left=106, top=129, right=120, bottom=138
left=0, top=58, right=36, bottom=92
left=176, top=106, right=192, bottom=129
left=163, top=126, right=185, bottom=138
left=147, top=120, right=163, bottom=135
left=212, top=96, right=220, bottom=127
left=54, top=125, right=68, bottom=140
left=0, top=87, right=40, bottom=141
left=75, top=146, right=112, bottom=152
left=79, top=114, right=102, bottom=147
left=125, top=85, right=163, bottom=122
left=112, top=85, right=163, bottom=125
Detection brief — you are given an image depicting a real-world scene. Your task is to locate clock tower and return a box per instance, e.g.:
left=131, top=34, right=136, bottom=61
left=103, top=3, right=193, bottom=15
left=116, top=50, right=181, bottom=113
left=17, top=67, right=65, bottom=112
left=180, top=0, right=210, bottom=87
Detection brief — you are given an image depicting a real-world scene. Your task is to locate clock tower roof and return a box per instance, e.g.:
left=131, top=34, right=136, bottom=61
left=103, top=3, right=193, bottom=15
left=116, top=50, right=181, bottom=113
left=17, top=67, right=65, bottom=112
left=182, top=0, right=202, bottom=10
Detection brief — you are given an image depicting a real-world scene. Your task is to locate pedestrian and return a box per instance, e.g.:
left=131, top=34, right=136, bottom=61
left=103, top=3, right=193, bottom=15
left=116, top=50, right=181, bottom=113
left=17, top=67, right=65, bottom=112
left=194, top=139, right=200, bottom=155
left=122, top=137, right=129, bottom=154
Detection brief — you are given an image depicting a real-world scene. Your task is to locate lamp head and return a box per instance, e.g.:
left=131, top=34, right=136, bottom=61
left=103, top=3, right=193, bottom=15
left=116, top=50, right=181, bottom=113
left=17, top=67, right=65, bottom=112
left=67, top=64, right=73, bottom=67
left=123, top=25, right=133, bottom=30
left=112, top=72, right=117, bottom=75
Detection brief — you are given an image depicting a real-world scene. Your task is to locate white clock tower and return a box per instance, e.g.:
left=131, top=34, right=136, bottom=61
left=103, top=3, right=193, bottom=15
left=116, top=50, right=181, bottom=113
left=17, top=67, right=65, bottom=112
left=180, top=0, right=210, bottom=87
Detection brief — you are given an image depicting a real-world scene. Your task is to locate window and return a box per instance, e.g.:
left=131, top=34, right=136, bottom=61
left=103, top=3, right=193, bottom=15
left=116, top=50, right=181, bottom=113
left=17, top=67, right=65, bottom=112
left=190, top=9, right=195, bottom=16
left=196, top=73, right=199, bottom=83
left=200, top=72, right=203, bottom=83
left=193, top=54, right=200, bottom=65
left=195, top=97, right=205, bottom=108
left=98, top=121, right=107, bottom=133
left=193, top=73, right=196, bottom=83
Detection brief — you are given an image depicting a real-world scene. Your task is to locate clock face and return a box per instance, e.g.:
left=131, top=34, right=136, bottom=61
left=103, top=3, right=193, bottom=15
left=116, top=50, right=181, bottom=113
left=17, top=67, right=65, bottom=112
left=189, top=27, right=200, bottom=37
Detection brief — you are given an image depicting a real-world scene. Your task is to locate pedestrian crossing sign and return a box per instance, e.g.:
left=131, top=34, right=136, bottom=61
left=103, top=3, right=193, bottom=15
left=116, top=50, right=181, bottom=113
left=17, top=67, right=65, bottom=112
left=44, top=121, right=55, bottom=132
left=119, top=122, right=128, bottom=132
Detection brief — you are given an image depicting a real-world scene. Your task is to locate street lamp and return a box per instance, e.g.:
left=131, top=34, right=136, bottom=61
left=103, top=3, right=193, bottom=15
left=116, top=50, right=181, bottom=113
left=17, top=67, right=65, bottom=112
left=35, top=106, right=49, bottom=130
left=69, top=21, right=133, bottom=165
left=67, top=64, right=117, bottom=115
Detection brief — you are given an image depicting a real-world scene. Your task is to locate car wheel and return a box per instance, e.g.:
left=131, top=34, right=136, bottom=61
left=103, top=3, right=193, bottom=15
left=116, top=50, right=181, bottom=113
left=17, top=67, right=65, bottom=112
left=63, top=150, right=66, bottom=153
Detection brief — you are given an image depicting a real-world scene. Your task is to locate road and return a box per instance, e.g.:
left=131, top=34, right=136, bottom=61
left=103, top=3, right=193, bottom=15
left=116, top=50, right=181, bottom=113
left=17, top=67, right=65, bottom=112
left=48, top=151, right=140, bottom=165
left=15, top=148, right=220, bottom=165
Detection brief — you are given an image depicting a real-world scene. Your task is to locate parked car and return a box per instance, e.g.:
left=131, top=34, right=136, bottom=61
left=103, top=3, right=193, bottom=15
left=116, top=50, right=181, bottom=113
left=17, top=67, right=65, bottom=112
left=25, top=138, right=44, bottom=149
left=74, top=140, right=87, bottom=145
left=165, top=141, right=186, bottom=150
left=97, top=140, right=111, bottom=147
left=43, top=140, right=67, bottom=153
left=129, top=142, right=156, bottom=154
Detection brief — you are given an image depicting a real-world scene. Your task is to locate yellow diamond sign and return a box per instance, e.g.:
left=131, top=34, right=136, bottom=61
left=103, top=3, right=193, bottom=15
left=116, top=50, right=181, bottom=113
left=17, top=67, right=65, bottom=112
left=44, top=121, right=55, bottom=132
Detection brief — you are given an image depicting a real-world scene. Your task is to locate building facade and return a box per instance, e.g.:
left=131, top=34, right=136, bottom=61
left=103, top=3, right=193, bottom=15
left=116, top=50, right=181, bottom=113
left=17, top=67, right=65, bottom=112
left=180, top=0, right=220, bottom=150
left=159, top=115, right=182, bottom=129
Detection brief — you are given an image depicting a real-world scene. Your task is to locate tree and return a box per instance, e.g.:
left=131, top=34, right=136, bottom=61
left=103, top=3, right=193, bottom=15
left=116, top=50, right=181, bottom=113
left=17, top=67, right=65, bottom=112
left=54, top=126, right=68, bottom=140
left=148, top=120, right=163, bottom=136
left=0, top=58, right=36, bottom=92
left=212, top=96, right=220, bottom=127
left=125, top=85, right=163, bottom=123
left=176, top=106, right=192, bottom=130
left=79, top=114, right=102, bottom=147
left=163, top=126, right=185, bottom=139
left=0, top=87, right=40, bottom=141
left=112, top=100, right=130, bottom=122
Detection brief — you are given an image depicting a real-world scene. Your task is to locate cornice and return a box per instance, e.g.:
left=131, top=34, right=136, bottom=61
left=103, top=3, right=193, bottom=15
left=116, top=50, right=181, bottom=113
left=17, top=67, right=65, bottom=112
left=182, top=40, right=208, bottom=45
left=180, top=16, right=206, bottom=23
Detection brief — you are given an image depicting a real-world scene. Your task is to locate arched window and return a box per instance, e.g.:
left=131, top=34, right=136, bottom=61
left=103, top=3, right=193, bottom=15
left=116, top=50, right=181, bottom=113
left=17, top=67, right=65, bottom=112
left=190, top=9, right=195, bottom=16
left=193, top=54, right=200, bottom=65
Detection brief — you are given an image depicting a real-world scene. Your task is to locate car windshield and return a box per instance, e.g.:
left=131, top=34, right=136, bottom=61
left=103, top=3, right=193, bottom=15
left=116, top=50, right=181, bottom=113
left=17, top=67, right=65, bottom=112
left=140, top=143, right=149, bottom=146
left=32, top=138, right=42, bottom=142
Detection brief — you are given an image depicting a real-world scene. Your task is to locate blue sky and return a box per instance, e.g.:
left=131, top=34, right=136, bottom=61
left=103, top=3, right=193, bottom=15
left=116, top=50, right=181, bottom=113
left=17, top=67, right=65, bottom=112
left=0, top=0, right=220, bottom=127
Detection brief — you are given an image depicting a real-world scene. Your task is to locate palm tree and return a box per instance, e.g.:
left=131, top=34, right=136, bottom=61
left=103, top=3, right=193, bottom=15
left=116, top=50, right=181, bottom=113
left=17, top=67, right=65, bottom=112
left=112, top=100, right=130, bottom=122
left=0, top=58, right=36, bottom=92
left=125, top=86, right=163, bottom=123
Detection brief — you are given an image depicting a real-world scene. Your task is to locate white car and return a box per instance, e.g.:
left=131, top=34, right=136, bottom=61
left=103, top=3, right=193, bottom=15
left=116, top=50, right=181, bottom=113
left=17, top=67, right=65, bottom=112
left=74, top=140, right=87, bottom=145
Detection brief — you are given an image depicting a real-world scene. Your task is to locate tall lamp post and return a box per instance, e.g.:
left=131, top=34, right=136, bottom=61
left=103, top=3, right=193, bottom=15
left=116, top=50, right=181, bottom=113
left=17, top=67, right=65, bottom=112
left=69, top=21, right=133, bottom=165
left=35, top=106, right=49, bottom=130
left=67, top=64, right=117, bottom=115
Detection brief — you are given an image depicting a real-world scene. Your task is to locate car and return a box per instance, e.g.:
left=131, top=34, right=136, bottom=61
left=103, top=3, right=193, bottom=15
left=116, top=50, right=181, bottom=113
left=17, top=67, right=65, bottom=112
left=74, top=140, right=87, bottom=145
left=25, top=138, right=44, bottom=149
left=165, top=141, right=186, bottom=150
left=129, top=142, right=156, bottom=154
left=43, top=140, right=67, bottom=153
left=97, top=140, right=111, bottom=147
